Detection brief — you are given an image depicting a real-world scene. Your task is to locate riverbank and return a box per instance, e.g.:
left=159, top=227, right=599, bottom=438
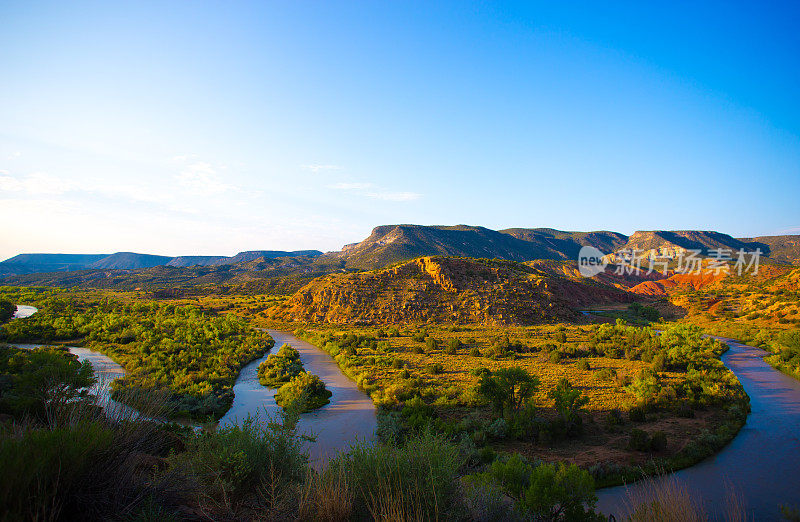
left=220, top=329, right=376, bottom=465
left=597, top=336, right=800, bottom=519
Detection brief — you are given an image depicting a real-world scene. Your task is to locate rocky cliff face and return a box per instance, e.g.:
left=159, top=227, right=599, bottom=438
left=269, top=256, right=633, bottom=326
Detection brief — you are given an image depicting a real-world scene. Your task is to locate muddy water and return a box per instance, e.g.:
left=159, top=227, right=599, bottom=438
left=596, top=337, right=800, bottom=520
left=218, top=329, right=377, bottom=465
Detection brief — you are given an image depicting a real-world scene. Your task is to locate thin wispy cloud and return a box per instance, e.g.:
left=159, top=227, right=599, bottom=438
left=303, top=164, right=343, bottom=172
left=177, top=161, right=233, bottom=196
left=366, top=191, right=422, bottom=201
left=327, top=179, right=422, bottom=202
left=330, top=182, right=374, bottom=190
left=0, top=172, right=74, bottom=195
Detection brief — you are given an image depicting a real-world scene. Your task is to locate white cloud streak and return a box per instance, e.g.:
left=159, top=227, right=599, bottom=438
left=365, top=191, right=422, bottom=201
left=327, top=179, right=422, bottom=202
left=302, top=164, right=343, bottom=172
left=330, top=182, right=374, bottom=190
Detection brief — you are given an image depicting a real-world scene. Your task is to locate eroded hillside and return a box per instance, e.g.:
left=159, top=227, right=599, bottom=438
left=268, top=256, right=633, bottom=325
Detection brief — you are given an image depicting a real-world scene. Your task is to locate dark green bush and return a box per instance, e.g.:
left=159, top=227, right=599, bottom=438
left=628, top=406, right=647, bottom=422
left=426, top=363, right=444, bottom=374
left=169, top=413, right=307, bottom=514
left=606, top=408, right=623, bottom=427
left=445, top=338, right=462, bottom=354
left=650, top=430, right=668, bottom=451
left=425, top=337, right=439, bottom=352
left=629, top=428, right=650, bottom=451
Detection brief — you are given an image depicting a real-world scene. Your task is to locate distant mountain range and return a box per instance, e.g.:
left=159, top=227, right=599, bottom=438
left=1, top=225, right=797, bottom=280
left=0, top=250, right=324, bottom=275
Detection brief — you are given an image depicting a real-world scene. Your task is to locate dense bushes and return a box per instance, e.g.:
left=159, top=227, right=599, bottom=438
left=467, top=453, right=602, bottom=521
left=326, top=430, right=463, bottom=520
left=0, top=345, right=185, bottom=521
left=169, top=413, right=308, bottom=516
left=0, top=291, right=273, bottom=420
left=274, top=372, right=332, bottom=412
left=257, top=343, right=303, bottom=386
left=0, top=299, right=15, bottom=323
left=0, top=346, right=95, bottom=421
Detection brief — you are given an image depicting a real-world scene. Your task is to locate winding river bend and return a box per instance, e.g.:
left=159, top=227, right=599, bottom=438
left=10, top=304, right=799, bottom=513
left=9, top=306, right=376, bottom=466
left=597, top=336, right=800, bottom=519
left=219, top=330, right=377, bottom=465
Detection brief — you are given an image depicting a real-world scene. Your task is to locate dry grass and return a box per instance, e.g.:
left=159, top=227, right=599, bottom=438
left=621, top=475, right=707, bottom=522
left=297, top=467, right=354, bottom=522
left=619, top=475, right=752, bottom=522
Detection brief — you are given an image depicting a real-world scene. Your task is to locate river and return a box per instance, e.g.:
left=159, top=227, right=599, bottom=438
left=11, top=303, right=797, bottom=513
left=8, top=305, right=376, bottom=465
left=597, top=336, right=800, bottom=519
left=219, top=329, right=377, bottom=465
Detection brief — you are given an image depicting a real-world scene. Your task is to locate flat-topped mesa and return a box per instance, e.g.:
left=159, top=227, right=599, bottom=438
left=601, top=230, right=770, bottom=264
left=269, top=256, right=632, bottom=326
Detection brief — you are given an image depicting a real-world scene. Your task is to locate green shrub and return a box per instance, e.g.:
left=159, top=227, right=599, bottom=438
left=170, top=413, right=308, bottom=513
left=606, top=408, right=623, bottom=427
left=549, top=378, right=588, bottom=437
left=425, top=337, right=439, bottom=352
left=629, top=428, right=650, bottom=451
left=274, top=372, right=332, bottom=412
left=257, top=344, right=303, bottom=387
left=426, top=363, right=444, bottom=374
left=520, top=462, right=598, bottom=520
left=1, top=418, right=181, bottom=521
left=327, top=431, right=462, bottom=521
left=649, top=430, right=668, bottom=451
left=445, top=338, right=462, bottom=355
left=628, top=406, right=647, bottom=422
left=0, top=346, right=95, bottom=420
left=676, top=403, right=695, bottom=418
left=549, top=351, right=563, bottom=363
left=470, top=347, right=482, bottom=357
left=479, top=367, right=540, bottom=418
left=0, top=299, right=15, bottom=323
left=594, top=367, right=617, bottom=382
left=577, top=358, right=591, bottom=371
left=469, top=454, right=600, bottom=520
left=411, top=331, right=426, bottom=343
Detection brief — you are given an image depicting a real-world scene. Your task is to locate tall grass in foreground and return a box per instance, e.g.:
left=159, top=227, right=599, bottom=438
left=620, top=474, right=752, bottom=522
left=0, top=379, right=185, bottom=521
left=167, top=410, right=308, bottom=520
left=324, top=430, right=463, bottom=521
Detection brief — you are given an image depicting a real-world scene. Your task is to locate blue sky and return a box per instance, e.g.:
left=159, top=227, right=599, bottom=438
left=1, top=1, right=798, bottom=259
